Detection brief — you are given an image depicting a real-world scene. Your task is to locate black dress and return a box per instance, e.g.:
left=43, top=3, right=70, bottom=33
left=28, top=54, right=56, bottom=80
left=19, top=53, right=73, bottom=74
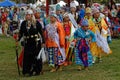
left=18, top=20, right=45, bottom=76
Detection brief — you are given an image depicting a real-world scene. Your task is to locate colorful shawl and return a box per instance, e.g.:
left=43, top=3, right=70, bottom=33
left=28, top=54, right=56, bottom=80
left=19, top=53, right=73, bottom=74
left=77, top=39, right=89, bottom=67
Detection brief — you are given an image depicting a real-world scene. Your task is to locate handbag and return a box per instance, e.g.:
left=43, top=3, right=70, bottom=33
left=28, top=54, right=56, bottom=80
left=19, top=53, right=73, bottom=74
left=37, top=47, right=47, bottom=63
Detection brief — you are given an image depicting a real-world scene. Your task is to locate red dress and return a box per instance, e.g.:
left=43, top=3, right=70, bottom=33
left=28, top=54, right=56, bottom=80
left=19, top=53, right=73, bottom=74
left=63, top=22, right=73, bottom=66
left=1, top=12, right=8, bottom=34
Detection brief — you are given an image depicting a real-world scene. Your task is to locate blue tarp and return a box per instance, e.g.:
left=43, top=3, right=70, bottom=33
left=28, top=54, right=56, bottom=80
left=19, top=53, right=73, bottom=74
left=0, top=0, right=16, bottom=7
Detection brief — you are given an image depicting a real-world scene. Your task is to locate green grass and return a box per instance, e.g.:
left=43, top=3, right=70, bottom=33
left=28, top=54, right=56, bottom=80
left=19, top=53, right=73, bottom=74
left=0, top=35, right=120, bottom=80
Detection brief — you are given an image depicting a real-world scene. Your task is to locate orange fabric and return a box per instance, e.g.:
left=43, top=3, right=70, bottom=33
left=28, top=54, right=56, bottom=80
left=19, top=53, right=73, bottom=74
left=57, top=22, right=65, bottom=48
left=65, top=41, right=70, bottom=56
left=89, top=26, right=93, bottom=30
left=45, top=22, right=65, bottom=48
left=18, top=48, right=24, bottom=68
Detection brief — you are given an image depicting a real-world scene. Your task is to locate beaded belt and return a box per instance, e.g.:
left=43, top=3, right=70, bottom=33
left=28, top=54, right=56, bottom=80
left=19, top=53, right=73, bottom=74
left=24, top=34, right=39, bottom=39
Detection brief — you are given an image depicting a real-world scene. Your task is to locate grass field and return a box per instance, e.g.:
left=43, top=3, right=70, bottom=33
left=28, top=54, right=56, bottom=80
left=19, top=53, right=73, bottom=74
left=0, top=35, right=120, bottom=80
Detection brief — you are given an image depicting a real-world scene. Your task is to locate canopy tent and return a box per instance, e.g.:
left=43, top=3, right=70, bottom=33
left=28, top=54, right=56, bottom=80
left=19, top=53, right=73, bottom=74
left=0, top=0, right=16, bottom=7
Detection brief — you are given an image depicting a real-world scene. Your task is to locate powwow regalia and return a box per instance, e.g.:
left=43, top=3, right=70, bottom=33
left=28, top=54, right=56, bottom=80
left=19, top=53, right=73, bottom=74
left=18, top=9, right=45, bottom=76
left=1, top=0, right=115, bottom=76
left=74, top=19, right=96, bottom=70
left=88, top=8, right=112, bottom=62
left=62, top=12, right=76, bottom=66
left=45, top=14, right=66, bottom=72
